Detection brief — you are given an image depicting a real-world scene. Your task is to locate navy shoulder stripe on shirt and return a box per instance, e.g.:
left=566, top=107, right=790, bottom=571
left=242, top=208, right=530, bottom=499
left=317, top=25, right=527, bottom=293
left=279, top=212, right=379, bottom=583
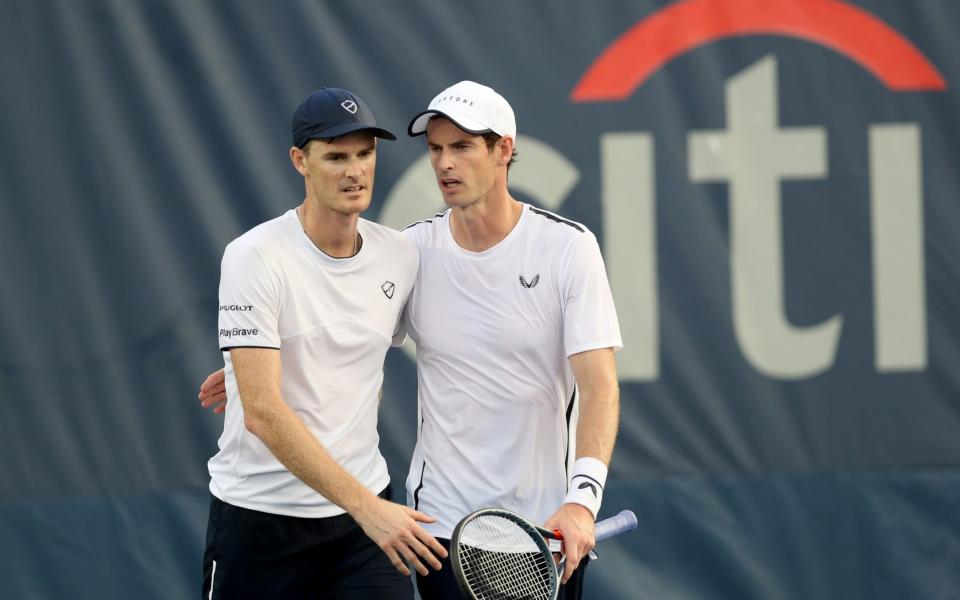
left=401, top=210, right=448, bottom=231
left=528, top=206, right=585, bottom=232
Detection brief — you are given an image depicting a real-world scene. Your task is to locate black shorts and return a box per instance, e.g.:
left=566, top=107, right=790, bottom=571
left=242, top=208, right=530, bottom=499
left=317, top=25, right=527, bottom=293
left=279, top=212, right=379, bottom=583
left=415, top=538, right=589, bottom=600
left=202, top=487, right=412, bottom=599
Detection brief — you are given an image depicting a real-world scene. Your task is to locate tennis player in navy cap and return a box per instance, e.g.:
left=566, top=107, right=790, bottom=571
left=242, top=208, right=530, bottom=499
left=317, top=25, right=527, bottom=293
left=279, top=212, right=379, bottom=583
left=201, top=87, right=445, bottom=599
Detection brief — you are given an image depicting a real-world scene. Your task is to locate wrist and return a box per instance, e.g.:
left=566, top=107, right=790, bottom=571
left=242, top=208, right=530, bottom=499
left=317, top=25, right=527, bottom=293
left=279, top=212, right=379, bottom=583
left=563, top=457, right=607, bottom=520
left=342, top=487, right=379, bottom=521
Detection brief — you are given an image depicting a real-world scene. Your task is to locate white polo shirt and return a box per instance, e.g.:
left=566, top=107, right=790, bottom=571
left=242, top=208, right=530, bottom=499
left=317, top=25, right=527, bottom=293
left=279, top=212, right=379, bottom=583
left=400, top=204, right=622, bottom=537
left=208, top=210, right=419, bottom=518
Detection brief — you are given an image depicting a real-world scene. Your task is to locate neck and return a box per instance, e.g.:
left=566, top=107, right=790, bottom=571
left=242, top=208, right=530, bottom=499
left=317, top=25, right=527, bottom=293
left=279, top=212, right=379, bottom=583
left=449, top=184, right=522, bottom=252
left=297, top=202, right=361, bottom=258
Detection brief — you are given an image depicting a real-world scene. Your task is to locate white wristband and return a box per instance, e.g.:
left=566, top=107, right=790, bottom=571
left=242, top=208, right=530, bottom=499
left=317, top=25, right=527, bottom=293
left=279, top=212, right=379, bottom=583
left=563, top=457, right=608, bottom=519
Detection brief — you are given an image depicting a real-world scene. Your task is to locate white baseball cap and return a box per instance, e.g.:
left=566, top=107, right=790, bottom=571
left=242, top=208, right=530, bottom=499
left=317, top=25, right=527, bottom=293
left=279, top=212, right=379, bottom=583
left=407, top=80, right=517, bottom=141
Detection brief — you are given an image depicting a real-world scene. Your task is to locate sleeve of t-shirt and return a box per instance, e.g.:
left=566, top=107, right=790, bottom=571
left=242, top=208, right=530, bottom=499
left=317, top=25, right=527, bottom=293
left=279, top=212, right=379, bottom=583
left=218, top=241, right=282, bottom=351
left=392, top=225, right=422, bottom=347
left=391, top=303, right=409, bottom=347
left=562, top=232, right=623, bottom=357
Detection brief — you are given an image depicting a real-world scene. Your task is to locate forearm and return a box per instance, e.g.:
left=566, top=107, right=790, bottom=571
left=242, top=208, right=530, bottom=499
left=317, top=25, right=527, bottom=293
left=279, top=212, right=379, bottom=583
left=571, top=349, right=620, bottom=464
left=231, top=348, right=377, bottom=517
left=244, top=400, right=377, bottom=515
left=548, top=365, right=618, bottom=582
left=575, top=381, right=619, bottom=464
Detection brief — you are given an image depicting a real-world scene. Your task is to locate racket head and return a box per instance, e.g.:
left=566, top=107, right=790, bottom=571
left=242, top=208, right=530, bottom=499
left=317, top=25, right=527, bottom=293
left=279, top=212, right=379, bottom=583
left=450, top=508, right=560, bottom=600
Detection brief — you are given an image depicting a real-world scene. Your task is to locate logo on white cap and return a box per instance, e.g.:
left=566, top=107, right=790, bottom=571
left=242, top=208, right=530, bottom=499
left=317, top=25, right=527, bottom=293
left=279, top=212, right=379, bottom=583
left=408, top=81, right=517, bottom=141
left=341, top=100, right=358, bottom=114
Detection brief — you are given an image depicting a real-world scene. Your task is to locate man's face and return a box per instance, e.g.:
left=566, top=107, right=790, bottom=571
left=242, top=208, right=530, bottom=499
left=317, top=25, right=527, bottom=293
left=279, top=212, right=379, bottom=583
left=426, top=117, right=501, bottom=208
left=294, top=131, right=377, bottom=216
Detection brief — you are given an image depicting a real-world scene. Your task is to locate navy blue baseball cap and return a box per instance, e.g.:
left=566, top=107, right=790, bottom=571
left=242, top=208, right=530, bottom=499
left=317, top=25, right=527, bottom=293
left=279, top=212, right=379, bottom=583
left=291, top=87, right=396, bottom=148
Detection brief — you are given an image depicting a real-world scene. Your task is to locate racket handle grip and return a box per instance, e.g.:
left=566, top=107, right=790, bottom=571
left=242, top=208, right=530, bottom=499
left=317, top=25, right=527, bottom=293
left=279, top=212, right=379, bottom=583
left=595, top=510, right=638, bottom=542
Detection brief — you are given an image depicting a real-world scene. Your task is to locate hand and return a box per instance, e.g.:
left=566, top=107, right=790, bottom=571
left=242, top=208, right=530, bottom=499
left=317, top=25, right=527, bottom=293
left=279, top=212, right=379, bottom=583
left=352, top=497, right=448, bottom=577
left=198, top=369, right=228, bottom=414
left=544, top=503, right=595, bottom=584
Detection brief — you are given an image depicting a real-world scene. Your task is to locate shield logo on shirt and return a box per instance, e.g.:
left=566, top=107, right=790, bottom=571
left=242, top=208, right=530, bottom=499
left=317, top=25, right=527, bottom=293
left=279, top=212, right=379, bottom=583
left=381, top=281, right=395, bottom=299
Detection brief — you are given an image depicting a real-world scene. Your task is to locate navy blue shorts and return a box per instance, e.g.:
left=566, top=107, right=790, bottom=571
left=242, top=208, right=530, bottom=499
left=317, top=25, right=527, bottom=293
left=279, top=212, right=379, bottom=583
left=202, top=487, right=412, bottom=599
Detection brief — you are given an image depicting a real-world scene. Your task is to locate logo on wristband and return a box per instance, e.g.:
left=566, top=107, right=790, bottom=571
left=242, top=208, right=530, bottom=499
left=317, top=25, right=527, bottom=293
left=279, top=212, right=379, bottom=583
left=577, top=481, right=599, bottom=498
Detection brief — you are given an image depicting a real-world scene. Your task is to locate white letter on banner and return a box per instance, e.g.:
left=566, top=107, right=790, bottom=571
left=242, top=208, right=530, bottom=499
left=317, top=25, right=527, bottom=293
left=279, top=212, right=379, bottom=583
left=689, top=55, right=840, bottom=378
left=602, top=133, right=658, bottom=380
left=869, top=124, right=927, bottom=371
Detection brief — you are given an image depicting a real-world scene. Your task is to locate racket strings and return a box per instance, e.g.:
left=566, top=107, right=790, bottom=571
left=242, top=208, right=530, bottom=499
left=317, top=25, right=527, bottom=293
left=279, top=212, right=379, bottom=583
left=457, top=515, right=555, bottom=600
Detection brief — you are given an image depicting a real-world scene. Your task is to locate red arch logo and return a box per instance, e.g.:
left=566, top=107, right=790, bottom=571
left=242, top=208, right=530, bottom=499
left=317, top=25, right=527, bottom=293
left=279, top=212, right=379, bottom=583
left=572, top=0, right=946, bottom=101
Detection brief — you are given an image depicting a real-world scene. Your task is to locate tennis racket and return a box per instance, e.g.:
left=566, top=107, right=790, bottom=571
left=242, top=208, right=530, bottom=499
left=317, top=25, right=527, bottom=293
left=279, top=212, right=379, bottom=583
left=450, top=508, right=637, bottom=600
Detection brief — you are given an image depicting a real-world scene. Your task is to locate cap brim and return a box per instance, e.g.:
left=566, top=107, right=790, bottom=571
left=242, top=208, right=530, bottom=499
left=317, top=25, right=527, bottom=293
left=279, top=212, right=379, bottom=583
left=300, top=122, right=397, bottom=146
left=407, top=110, right=492, bottom=137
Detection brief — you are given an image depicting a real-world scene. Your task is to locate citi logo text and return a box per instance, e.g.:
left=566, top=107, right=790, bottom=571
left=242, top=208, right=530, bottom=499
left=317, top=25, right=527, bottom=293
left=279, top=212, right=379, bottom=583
left=600, top=55, right=930, bottom=381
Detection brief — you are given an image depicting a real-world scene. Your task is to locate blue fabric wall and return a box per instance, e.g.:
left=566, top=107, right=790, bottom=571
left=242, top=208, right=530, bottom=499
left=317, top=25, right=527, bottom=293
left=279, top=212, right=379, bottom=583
left=1, top=1, right=958, bottom=597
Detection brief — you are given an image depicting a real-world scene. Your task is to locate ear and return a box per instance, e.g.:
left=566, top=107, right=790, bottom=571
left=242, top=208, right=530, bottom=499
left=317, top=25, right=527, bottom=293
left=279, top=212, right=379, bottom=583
left=289, top=145, right=308, bottom=175
left=497, top=136, right=515, bottom=166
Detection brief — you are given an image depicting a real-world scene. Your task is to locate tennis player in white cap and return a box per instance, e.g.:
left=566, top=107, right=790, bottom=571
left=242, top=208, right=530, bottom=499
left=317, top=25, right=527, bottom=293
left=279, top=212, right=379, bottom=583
left=400, top=80, right=622, bottom=599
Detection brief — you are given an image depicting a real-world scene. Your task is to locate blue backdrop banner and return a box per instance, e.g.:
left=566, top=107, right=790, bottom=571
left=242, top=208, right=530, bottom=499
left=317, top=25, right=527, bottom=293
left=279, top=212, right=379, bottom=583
left=1, top=1, right=958, bottom=598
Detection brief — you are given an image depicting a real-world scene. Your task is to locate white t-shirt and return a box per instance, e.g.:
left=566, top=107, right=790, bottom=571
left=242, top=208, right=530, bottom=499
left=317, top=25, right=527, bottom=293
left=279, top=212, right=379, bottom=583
left=208, top=210, right=418, bottom=518
left=400, top=204, right=622, bottom=537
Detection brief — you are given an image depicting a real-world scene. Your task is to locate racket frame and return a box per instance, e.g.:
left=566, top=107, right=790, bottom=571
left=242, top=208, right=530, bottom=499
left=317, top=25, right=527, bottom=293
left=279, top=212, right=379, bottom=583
left=450, top=508, right=560, bottom=600
left=449, top=507, right=638, bottom=600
